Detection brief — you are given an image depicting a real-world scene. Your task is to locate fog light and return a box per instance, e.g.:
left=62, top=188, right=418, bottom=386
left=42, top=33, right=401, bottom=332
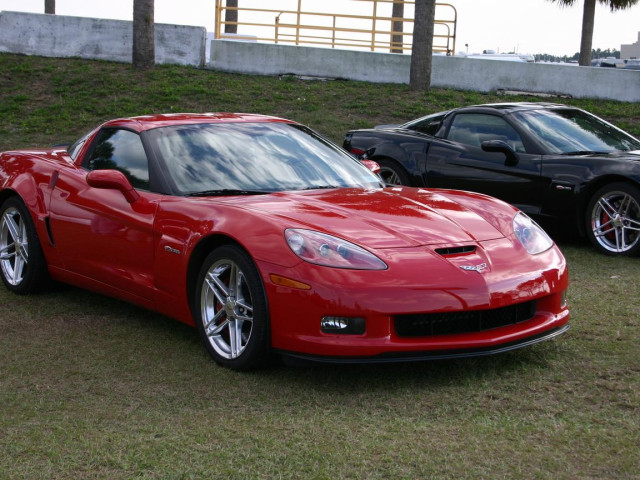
left=321, top=316, right=365, bottom=335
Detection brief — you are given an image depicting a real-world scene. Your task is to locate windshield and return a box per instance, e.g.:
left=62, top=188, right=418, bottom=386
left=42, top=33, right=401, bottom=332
left=513, top=108, right=640, bottom=154
left=147, top=122, right=382, bottom=195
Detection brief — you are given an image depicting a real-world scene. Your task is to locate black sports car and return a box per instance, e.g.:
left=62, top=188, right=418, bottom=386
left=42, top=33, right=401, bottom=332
left=344, top=102, right=640, bottom=256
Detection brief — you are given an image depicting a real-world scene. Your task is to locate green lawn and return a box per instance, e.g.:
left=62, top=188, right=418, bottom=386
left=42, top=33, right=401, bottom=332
left=1, top=53, right=639, bottom=479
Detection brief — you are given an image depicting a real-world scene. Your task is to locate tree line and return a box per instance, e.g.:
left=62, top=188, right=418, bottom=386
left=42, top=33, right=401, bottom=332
left=534, top=48, right=621, bottom=63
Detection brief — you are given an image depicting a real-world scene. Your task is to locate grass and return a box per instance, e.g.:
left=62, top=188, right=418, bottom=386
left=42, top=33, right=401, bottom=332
left=1, top=53, right=640, bottom=479
left=2, top=53, right=640, bottom=151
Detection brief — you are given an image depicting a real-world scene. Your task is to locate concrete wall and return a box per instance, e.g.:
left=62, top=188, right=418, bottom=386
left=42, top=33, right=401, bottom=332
left=0, top=10, right=637, bottom=102
left=209, top=40, right=640, bottom=103
left=0, top=11, right=206, bottom=67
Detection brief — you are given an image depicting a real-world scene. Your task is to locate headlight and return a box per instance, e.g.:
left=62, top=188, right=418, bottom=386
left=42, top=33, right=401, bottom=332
left=285, top=229, right=387, bottom=270
left=513, top=212, right=554, bottom=254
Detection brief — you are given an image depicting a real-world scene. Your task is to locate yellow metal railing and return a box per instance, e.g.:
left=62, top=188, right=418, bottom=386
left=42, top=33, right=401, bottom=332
left=214, top=0, right=457, bottom=55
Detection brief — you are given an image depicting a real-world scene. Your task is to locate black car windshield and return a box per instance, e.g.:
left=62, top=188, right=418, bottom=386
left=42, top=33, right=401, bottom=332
left=513, top=108, right=640, bottom=154
left=146, top=122, right=382, bottom=195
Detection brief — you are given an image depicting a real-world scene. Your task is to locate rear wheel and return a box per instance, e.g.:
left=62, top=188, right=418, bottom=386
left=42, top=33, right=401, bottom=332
left=376, top=158, right=411, bottom=186
left=0, top=197, right=48, bottom=294
left=586, top=183, right=640, bottom=256
left=194, top=245, right=270, bottom=370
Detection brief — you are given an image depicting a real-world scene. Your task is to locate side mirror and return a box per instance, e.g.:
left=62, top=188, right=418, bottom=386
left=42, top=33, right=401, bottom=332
left=361, top=159, right=381, bottom=174
left=481, top=140, right=519, bottom=166
left=86, top=170, right=140, bottom=203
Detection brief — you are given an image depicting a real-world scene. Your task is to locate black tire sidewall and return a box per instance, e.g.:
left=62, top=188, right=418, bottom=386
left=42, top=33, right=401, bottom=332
left=193, top=244, right=270, bottom=370
left=585, top=182, right=640, bottom=256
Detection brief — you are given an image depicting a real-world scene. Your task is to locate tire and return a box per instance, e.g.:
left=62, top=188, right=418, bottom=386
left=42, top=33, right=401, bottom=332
left=586, top=182, right=640, bottom=256
left=0, top=197, right=48, bottom=294
left=376, top=158, right=411, bottom=186
left=194, top=244, right=270, bottom=370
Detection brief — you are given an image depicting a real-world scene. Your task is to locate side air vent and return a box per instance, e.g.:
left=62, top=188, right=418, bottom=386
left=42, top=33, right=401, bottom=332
left=435, top=245, right=476, bottom=256
left=44, top=216, right=55, bottom=245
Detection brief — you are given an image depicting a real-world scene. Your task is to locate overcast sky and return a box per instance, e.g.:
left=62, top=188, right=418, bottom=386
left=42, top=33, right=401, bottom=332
left=0, top=0, right=637, bottom=56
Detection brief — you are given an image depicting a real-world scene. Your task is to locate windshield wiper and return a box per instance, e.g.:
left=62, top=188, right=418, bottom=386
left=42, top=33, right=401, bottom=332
left=297, top=185, right=344, bottom=191
left=186, top=189, right=273, bottom=197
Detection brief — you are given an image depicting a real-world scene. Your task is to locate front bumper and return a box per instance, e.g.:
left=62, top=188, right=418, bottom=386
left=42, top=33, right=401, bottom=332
left=259, top=239, right=570, bottom=359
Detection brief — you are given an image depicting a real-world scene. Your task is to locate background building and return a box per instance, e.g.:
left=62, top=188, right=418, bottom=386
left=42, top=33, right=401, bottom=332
left=621, top=32, right=640, bottom=59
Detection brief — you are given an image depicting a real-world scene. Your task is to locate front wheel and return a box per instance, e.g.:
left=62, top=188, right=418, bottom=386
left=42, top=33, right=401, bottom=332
left=586, top=183, right=640, bottom=256
left=194, top=245, right=270, bottom=370
left=0, top=197, right=48, bottom=294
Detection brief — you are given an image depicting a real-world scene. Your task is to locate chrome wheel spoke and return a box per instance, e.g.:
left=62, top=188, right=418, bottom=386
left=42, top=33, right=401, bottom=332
left=4, top=213, right=21, bottom=244
left=228, top=319, right=243, bottom=358
left=0, top=243, right=15, bottom=260
left=205, top=270, right=229, bottom=305
left=12, top=254, right=25, bottom=283
left=614, top=228, right=623, bottom=251
left=598, top=197, right=619, bottom=218
left=593, top=221, right=614, bottom=237
left=205, top=309, right=227, bottom=334
left=228, top=264, right=239, bottom=297
left=18, top=238, right=29, bottom=263
left=620, top=195, right=634, bottom=217
left=625, top=218, right=640, bottom=231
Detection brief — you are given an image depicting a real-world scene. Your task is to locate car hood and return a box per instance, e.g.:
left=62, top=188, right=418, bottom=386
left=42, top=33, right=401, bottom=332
left=233, top=187, right=510, bottom=249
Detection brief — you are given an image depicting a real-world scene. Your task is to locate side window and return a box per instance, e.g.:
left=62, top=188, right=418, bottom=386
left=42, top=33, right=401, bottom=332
left=406, top=114, right=446, bottom=136
left=84, top=128, right=150, bottom=190
left=447, top=114, right=526, bottom=153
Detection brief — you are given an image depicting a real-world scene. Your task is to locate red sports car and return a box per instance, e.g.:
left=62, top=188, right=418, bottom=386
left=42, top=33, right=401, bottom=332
left=0, top=113, right=569, bottom=370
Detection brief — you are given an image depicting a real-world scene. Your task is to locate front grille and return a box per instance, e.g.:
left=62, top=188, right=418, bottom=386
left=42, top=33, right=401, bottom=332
left=394, top=301, right=537, bottom=337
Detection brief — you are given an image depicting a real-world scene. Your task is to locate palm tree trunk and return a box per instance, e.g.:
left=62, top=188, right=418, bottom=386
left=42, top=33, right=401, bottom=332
left=225, top=0, right=238, bottom=34
left=409, top=0, right=436, bottom=90
left=133, top=0, right=155, bottom=68
left=44, top=0, right=55, bottom=14
left=391, top=1, right=404, bottom=54
left=579, top=0, right=596, bottom=66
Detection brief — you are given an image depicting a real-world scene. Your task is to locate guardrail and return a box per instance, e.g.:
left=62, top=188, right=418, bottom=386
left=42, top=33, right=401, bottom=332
left=214, top=0, right=457, bottom=55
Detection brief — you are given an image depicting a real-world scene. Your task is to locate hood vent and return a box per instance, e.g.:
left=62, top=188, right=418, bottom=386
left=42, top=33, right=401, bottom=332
left=435, top=245, right=476, bottom=256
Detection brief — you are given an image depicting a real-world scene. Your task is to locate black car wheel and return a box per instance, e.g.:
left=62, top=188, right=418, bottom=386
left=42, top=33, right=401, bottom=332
left=0, top=197, right=48, bottom=294
left=586, top=183, right=640, bottom=256
left=194, top=245, right=270, bottom=370
left=376, top=158, right=411, bottom=186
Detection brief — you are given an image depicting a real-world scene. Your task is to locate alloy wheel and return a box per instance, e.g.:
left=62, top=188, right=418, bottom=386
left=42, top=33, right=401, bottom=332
left=200, top=258, right=254, bottom=360
left=0, top=206, right=29, bottom=286
left=591, top=189, right=640, bottom=254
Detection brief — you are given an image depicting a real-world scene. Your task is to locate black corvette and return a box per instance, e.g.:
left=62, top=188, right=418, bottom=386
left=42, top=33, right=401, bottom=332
left=344, top=102, right=640, bottom=256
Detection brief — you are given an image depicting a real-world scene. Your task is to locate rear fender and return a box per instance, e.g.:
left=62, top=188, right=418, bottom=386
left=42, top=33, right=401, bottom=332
left=370, top=143, right=428, bottom=187
left=374, top=139, right=426, bottom=166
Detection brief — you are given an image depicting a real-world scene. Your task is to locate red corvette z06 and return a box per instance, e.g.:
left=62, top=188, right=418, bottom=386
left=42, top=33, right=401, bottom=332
left=0, top=113, right=569, bottom=369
